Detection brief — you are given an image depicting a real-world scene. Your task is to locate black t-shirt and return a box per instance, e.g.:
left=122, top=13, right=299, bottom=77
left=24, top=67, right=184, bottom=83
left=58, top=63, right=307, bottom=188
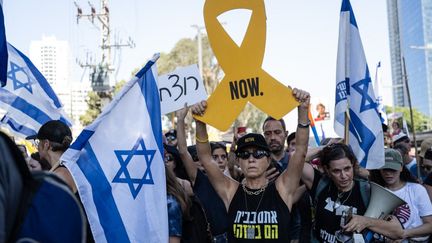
left=310, top=170, right=367, bottom=243
left=193, top=169, right=228, bottom=236
left=227, top=182, right=291, bottom=242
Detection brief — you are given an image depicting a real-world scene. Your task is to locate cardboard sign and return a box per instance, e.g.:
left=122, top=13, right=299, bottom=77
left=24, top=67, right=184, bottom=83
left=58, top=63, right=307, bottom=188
left=158, top=65, right=207, bottom=115
left=193, top=0, right=299, bottom=131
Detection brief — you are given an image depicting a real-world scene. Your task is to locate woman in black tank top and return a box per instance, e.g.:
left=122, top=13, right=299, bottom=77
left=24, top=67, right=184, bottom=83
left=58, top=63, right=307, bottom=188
left=191, top=88, right=311, bottom=242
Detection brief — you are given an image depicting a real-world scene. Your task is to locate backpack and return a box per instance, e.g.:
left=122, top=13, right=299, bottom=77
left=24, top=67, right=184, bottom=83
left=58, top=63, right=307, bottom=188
left=310, top=176, right=371, bottom=243
left=181, top=195, right=212, bottom=243
left=0, top=132, right=86, bottom=243
left=314, top=176, right=371, bottom=207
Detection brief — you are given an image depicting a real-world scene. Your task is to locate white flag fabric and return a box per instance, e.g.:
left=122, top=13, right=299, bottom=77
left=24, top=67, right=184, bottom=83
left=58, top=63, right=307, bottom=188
left=334, top=0, right=384, bottom=169
left=61, top=54, right=168, bottom=243
left=0, top=43, right=72, bottom=137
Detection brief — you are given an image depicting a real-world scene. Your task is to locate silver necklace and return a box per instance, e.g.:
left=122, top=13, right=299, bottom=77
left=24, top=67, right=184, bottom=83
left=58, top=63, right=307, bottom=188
left=243, top=185, right=266, bottom=239
left=334, top=182, right=354, bottom=210
left=241, top=179, right=268, bottom=195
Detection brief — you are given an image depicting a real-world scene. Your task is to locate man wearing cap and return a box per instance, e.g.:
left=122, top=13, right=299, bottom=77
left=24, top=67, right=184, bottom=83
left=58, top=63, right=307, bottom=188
left=192, top=88, right=311, bottom=242
left=393, top=133, right=419, bottom=178
left=165, top=129, right=178, bottom=147
left=26, top=120, right=75, bottom=192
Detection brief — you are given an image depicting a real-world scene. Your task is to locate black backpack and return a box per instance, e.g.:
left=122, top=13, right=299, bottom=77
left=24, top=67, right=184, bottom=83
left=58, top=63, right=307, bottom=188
left=0, top=132, right=87, bottom=243
left=181, top=195, right=213, bottom=243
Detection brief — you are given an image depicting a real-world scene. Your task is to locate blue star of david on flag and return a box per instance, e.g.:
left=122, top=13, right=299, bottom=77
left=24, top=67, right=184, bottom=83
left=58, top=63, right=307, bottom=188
left=112, top=137, right=156, bottom=199
left=8, top=61, right=34, bottom=93
left=334, top=0, right=384, bottom=169
left=352, top=69, right=377, bottom=113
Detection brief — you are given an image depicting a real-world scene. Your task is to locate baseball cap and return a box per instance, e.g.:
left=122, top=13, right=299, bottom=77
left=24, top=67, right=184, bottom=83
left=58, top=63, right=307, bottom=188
left=392, top=133, right=409, bottom=144
left=235, top=133, right=269, bottom=153
left=26, top=120, right=72, bottom=144
left=419, top=138, right=432, bottom=158
left=381, top=148, right=403, bottom=171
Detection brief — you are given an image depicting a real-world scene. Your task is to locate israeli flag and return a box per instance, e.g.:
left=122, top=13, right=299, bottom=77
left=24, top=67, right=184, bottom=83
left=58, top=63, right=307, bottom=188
left=0, top=0, right=7, bottom=87
left=334, top=0, right=384, bottom=169
left=0, top=43, right=72, bottom=137
left=61, top=54, right=168, bottom=243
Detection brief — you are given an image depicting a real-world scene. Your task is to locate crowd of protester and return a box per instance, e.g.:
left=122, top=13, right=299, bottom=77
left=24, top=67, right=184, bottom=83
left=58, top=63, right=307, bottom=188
left=1, top=87, right=432, bottom=242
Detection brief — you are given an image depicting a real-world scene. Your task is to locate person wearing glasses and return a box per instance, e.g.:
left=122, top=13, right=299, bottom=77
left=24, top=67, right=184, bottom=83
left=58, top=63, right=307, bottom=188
left=301, top=144, right=404, bottom=242
left=165, top=130, right=178, bottom=147
left=191, top=88, right=310, bottom=242
left=26, top=120, right=75, bottom=192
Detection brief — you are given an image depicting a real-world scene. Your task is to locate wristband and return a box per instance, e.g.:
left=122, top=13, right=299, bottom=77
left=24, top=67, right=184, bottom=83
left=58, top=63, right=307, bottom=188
left=196, top=136, right=209, bottom=143
left=297, top=120, right=311, bottom=128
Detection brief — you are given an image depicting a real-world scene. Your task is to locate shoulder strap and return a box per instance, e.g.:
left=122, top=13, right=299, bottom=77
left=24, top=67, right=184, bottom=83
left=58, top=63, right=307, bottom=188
left=356, top=178, right=371, bottom=207
left=314, top=176, right=330, bottom=205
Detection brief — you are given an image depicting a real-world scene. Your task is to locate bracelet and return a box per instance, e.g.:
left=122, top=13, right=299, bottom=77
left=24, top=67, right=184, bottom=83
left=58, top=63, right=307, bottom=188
left=297, top=120, right=311, bottom=128
left=195, top=136, right=209, bottom=143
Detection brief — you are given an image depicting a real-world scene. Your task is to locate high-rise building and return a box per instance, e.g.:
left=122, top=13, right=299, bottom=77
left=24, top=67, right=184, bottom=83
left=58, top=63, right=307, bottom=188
left=29, top=36, right=90, bottom=129
left=387, top=0, right=432, bottom=117
left=29, top=36, right=69, bottom=89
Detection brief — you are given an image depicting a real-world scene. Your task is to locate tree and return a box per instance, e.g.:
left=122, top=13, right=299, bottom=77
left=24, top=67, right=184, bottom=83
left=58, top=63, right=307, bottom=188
left=385, top=106, right=430, bottom=132
left=79, top=91, right=102, bottom=126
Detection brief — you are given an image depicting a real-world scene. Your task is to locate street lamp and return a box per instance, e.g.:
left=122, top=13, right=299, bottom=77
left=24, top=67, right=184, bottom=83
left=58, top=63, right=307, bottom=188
left=191, top=25, right=205, bottom=78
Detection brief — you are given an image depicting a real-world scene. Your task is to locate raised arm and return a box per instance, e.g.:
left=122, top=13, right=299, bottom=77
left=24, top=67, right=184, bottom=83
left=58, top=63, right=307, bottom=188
left=192, top=101, right=239, bottom=209
left=276, top=88, right=310, bottom=209
left=175, top=105, right=198, bottom=186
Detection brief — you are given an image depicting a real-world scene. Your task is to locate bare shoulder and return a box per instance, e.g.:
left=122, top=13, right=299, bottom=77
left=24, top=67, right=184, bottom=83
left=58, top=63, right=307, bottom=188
left=54, top=167, right=77, bottom=192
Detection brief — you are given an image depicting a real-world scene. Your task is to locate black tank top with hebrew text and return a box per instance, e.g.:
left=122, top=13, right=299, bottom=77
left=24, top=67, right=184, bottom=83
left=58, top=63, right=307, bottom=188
left=227, top=182, right=291, bottom=242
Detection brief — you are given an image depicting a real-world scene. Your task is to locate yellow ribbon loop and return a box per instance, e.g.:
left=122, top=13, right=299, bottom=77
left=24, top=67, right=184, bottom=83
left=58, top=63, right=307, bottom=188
left=195, top=0, right=299, bottom=131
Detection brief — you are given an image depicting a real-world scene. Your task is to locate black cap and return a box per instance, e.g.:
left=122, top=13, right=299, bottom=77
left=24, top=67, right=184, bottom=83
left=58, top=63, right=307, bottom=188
left=164, top=129, right=177, bottom=139
left=235, top=133, right=269, bottom=153
left=26, top=120, right=72, bottom=144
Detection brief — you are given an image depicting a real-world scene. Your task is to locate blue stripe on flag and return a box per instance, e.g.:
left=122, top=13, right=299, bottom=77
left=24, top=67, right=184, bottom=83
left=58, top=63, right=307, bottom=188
left=77, top=143, right=130, bottom=243
left=0, top=3, right=7, bottom=87
left=70, top=129, right=94, bottom=150
left=11, top=44, right=62, bottom=108
left=348, top=109, right=376, bottom=168
left=137, top=60, right=164, bottom=158
left=341, top=0, right=358, bottom=28
left=0, top=88, right=54, bottom=124
left=1, top=115, right=37, bottom=137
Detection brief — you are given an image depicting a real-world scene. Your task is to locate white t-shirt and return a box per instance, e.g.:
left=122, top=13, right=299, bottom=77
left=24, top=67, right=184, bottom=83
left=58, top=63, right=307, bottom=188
left=391, top=182, right=432, bottom=242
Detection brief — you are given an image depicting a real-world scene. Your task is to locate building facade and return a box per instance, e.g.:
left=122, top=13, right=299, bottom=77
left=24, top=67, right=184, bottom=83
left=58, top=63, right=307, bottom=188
left=29, top=36, right=89, bottom=129
left=387, top=0, right=432, bottom=117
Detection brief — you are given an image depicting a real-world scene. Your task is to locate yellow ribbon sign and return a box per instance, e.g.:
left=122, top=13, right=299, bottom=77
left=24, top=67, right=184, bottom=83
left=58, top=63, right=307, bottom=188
left=194, top=0, right=299, bottom=131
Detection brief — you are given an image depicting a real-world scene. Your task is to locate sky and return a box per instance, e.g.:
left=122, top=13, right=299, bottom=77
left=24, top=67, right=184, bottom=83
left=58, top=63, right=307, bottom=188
left=3, top=0, right=392, bottom=134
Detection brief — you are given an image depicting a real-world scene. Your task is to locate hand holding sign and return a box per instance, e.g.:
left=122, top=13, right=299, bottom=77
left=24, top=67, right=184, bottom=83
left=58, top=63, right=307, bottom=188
left=194, top=0, right=299, bottom=131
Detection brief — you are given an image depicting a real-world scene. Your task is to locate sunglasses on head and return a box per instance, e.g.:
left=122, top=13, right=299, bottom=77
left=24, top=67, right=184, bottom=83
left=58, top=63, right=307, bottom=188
left=236, top=150, right=269, bottom=160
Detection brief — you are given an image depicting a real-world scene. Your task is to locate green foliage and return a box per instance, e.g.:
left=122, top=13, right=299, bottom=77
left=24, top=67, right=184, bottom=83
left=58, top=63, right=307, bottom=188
left=385, top=106, right=430, bottom=132
left=79, top=91, right=102, bottom=126
left=236, top=103, right=267, bottom=133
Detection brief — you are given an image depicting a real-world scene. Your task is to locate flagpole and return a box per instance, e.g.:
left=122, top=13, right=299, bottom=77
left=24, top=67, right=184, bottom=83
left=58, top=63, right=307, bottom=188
left=402, top=57, right=421, bottom=182
left=344, top=111, right=349, bottom=145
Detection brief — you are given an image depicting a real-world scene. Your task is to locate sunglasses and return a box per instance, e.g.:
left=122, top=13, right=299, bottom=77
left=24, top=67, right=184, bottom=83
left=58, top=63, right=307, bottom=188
left=236, top=150, right=269, bottom=160
left=164, top=155, right=174, bottom=162
left=422, top=165, right=432, bottom=171
left=166, top=135, right=176, bottom=142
